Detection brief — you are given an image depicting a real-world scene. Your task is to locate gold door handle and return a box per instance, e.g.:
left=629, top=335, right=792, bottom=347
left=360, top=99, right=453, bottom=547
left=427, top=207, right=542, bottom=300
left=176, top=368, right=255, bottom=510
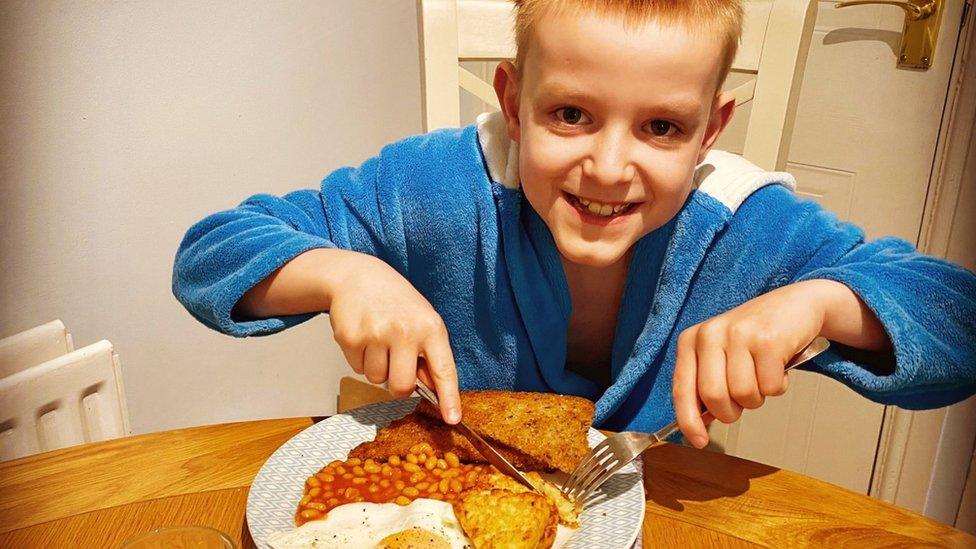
left=834, top=0, right=943, bottom=69
left=835, top=0, right=935, bottom=21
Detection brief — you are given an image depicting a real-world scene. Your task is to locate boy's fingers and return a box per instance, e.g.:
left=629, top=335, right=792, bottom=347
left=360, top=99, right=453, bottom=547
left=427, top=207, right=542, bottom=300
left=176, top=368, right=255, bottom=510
left=756, top=351, right=788, bottom=397
left=422, top=336, right=462, bottom=425
left=697, top=339, right=741, bottom=424
left=673, top=330, right=707, bottom=448
left=727, top=346, right=763, bottom=410
left=387, top=344, right=420, bottom=397
left=362, top=344, right=389, bottom=384
left=701, top=410, right=716, bottom=425
left=341, top=344, right=365, bottom=375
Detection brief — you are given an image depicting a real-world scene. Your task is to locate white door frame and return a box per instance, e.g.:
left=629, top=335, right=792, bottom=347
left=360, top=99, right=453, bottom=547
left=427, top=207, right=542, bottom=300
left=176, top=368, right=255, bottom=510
left=871, top=0, right=976, bottom=528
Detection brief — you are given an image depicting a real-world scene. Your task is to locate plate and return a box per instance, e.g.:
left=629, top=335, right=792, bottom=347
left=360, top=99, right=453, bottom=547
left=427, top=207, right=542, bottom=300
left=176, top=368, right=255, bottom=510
left=247, top=398, right=645, bottom=548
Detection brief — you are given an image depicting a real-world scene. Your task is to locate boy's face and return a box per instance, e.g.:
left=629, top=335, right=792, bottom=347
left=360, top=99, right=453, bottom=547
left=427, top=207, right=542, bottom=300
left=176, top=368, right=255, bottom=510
left=495, top=10, right=735, bottom=267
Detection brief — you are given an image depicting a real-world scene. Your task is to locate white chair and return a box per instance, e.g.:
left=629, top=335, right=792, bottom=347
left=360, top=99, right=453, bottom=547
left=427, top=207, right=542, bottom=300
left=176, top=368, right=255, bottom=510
left=0, top=321, right=131, bottom=461
left=0, top=319, right=74, bottom=379
left=417, top=0, right=817, bottom=171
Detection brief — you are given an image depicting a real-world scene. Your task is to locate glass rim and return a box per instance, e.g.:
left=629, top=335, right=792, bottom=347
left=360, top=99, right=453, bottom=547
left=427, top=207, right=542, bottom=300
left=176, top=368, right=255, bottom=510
left=120, top=525, right=236, bottom=548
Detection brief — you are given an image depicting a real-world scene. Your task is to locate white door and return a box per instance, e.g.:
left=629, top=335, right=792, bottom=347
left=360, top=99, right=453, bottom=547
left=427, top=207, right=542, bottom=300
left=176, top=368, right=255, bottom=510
left=709, top=0, right=969, bottom=495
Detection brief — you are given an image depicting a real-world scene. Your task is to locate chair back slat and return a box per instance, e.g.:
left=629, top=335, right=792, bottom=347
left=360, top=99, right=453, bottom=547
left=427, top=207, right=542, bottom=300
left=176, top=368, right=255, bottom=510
left=457, top=0, right=515, bottom=60
left=0, top=320, right=74, bottom=379
left=419, top=0, right=462, bottom=130
left=743, top=0, right=817, bottom=170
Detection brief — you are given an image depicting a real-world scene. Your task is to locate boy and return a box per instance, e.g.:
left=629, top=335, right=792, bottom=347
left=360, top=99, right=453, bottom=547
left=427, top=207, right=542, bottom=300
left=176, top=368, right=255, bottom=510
left=173, top=0, right=976, bottom=449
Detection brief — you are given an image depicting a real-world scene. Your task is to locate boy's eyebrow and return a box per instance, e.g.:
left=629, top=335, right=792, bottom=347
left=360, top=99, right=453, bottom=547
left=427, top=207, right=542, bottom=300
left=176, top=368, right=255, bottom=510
left=536, top=82, right=595, bottom=103
left=651, top=100, right=703, bottom=119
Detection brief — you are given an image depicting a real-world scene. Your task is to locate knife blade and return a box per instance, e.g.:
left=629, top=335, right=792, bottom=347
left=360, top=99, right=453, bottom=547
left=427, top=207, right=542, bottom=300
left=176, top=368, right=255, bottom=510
left=414, top=379, right=539, bottom=493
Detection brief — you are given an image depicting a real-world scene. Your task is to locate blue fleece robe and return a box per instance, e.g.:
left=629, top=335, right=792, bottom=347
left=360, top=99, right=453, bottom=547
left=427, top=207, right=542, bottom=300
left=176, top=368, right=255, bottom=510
left=173, top=112, right=976, bottom=432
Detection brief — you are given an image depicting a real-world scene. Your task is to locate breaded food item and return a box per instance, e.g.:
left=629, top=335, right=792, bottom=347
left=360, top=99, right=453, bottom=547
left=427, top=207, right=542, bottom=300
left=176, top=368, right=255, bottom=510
left=415, top=390, right=594, bottom=473
left=452, top=489, right=557, bottom=549
left=469, top=471, right=580, bottom=528
left=348, top=412, right=550, bottom=471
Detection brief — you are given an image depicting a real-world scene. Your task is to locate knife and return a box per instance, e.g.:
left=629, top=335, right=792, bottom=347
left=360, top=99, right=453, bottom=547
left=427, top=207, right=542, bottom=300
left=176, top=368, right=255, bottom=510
left=414, top=379, right=539, bottom=493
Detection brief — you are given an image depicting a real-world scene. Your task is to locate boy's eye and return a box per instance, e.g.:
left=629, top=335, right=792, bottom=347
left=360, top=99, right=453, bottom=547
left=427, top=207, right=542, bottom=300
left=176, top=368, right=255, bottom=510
left=647, top=120, right=677, bottom=137
left=555, top=107, right=590, bottom=125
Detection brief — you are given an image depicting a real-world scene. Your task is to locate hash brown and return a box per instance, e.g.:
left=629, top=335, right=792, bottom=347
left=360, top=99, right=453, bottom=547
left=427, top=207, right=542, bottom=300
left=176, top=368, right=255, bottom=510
left=452, top=488, right=557, bottom=549
left=469, top=471, right=580, bottom=528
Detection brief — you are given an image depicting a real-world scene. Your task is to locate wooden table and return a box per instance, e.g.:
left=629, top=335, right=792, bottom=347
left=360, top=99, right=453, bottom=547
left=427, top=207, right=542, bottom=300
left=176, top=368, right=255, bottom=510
left=0, top=418, right=971, bottom=548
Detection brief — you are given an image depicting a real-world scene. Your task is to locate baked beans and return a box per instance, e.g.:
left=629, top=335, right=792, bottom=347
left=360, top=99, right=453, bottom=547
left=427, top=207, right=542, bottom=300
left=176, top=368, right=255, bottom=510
left=295, top=444, right=486, bottom=525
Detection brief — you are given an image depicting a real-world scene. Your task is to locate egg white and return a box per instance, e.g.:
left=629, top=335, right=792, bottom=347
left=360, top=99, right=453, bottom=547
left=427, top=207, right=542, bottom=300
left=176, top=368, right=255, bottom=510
left=267, top=498, right=472, bottom=549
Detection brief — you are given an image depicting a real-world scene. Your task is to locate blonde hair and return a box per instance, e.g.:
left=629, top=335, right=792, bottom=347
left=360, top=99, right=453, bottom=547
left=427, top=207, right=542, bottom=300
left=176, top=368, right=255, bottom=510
left=512, top=0, right=743, bottom=88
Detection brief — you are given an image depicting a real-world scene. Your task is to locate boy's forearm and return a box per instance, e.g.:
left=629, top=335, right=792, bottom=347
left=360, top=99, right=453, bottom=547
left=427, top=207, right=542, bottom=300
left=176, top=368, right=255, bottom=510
left=802, top=279, right=891, bottom=352
left=234, top=248, right=374, bottom=319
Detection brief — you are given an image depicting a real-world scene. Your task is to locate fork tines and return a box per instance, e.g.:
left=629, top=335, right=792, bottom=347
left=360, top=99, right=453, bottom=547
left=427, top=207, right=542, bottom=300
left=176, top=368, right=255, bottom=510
left=561, top=437, right=621, bottom=503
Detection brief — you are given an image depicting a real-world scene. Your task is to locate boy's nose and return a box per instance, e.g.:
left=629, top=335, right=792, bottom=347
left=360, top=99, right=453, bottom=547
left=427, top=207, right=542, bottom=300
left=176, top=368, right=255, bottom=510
left=582, top=131, right=636, bottom=186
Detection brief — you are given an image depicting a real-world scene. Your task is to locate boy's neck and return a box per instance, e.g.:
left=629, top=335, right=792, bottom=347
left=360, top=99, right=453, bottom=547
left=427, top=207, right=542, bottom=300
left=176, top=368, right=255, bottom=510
left=561, top=249, right=634, bottom=390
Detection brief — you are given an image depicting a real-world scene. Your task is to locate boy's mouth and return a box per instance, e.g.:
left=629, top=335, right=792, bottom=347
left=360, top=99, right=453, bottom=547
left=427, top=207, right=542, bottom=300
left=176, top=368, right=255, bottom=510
left=563, top=192, right=638, bottom=219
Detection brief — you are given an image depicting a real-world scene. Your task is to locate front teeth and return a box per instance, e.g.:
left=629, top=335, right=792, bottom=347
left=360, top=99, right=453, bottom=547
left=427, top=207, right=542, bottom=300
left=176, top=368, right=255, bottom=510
left=575, top=196, right=630, bottom=216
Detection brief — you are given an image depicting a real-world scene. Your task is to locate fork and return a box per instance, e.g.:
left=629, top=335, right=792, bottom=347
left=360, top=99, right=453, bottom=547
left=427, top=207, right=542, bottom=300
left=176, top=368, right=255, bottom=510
left=560, top=336, right=831, bottom=504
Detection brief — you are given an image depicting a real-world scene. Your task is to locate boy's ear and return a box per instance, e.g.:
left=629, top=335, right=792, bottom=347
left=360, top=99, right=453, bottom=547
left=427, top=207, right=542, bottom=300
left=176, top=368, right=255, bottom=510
left=493, top=61, right=521, bottom=142
left=697, top=90, right=736, bottom=164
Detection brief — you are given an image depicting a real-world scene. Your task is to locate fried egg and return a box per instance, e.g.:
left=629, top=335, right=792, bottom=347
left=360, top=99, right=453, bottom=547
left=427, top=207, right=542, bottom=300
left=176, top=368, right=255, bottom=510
left=267, top=498, right=472, bottom=549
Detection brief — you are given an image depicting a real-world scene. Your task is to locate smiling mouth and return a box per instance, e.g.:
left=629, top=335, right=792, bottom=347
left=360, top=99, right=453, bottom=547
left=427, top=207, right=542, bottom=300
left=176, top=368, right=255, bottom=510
left=563, top=191, right=638, bottom=218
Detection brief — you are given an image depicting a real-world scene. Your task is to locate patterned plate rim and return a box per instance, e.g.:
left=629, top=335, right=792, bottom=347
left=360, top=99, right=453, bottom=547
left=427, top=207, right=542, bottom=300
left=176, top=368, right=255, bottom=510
left=246, top=399, right=644, bottom=548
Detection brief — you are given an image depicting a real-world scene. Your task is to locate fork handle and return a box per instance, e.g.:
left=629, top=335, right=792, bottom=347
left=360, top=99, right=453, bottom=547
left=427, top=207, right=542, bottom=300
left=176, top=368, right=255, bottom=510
left=653, top=336, right=830, bottom=443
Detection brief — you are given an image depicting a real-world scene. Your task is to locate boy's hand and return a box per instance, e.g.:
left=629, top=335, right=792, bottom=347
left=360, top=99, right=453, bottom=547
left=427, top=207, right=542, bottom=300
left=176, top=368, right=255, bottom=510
left=672, top=279, right=876, bottom=449
left=328, top=256, right=462, bottom=424
left=235, top=248, right=462, bottom=423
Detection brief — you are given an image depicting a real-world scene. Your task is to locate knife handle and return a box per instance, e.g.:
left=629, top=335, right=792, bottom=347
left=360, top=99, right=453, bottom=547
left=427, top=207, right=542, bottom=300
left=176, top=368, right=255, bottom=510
left=414, top=379, right=440, bottom=406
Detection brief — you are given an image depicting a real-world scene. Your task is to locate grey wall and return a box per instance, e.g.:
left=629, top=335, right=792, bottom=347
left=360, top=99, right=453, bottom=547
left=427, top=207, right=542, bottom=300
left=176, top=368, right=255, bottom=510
left=0, top=0, right=422, bottom=433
